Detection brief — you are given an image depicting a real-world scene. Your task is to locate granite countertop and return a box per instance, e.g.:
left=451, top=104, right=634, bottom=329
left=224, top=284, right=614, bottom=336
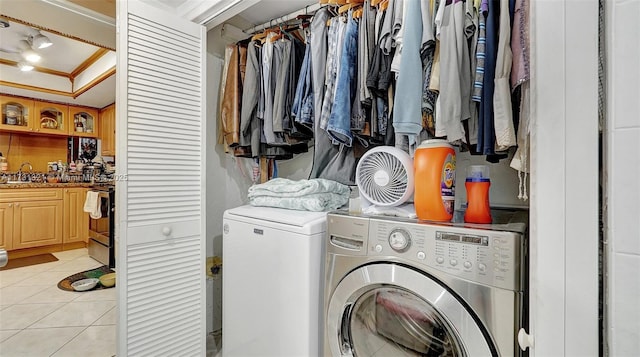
left=0, top=182, right=95, bottom=189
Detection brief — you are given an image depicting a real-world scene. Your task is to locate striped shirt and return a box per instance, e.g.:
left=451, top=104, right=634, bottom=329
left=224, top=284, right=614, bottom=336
left=472, top=0, right=489, bottom=102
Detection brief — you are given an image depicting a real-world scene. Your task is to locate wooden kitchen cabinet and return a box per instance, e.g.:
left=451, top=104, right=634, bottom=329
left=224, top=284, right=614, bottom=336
left=68, top=105, right=99, bottom=138
left=0, top=203, right=13, bottom=250
left=0, top=95, right=35, bottom=133
left=12, top=200, right=63, bottom=249
left=34, top=101, right=68, bottom=136
left=0, top=188, right=64, bottom=251
left=63, top=188, right=89, bottom=244
left=99, top=103, right=115, bottom=156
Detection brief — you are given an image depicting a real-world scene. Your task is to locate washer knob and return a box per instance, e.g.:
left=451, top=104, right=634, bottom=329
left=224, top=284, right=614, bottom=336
left=417, top=251, right=426, bottom=260
left=375, top=244, right=383, bottom=253
left=449, top=259, right=458, bottom=266
left=464, top=261, right=472, bottom=269
left=478, top=263, right=486, bottom=272
left=436, top=257, right=445, bottom=264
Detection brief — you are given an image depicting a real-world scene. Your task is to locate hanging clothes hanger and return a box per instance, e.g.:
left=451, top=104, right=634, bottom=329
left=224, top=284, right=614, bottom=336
left=251, top=32, right=267, bottom=41
left=371, top=0, right=383, bottom=6
left=338, top=2, right=362, bottom=14
left=380, top=0, right=389, bottom=11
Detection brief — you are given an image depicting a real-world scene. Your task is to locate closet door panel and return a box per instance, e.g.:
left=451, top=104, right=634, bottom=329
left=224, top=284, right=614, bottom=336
left=116, top=1, right=206, bottom=356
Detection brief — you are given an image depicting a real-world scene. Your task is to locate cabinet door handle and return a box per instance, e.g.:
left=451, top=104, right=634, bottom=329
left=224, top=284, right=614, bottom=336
left=15, top=203, right=20, bottom=207
left=8, top=203, right=12, bottom=207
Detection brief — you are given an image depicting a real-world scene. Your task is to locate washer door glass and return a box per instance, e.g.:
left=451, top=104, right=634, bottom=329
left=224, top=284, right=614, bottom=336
left=349, top=287, right=463, bottom=356
left=327, top=264, right=494, bottom=357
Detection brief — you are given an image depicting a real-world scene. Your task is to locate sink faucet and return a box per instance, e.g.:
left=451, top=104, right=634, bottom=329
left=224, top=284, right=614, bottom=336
left=18, top=162, right=32, bottom=181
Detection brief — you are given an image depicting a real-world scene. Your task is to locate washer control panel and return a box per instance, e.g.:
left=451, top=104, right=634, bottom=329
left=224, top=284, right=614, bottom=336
left=368, top=218, right=524, bottom=291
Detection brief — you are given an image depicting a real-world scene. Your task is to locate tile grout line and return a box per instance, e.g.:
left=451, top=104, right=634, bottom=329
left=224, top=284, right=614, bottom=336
left=1, top=248, right=116, bottom=356
left=23, top=252, right=99, bottom=330
left=48, top=325, right=91, bottom=357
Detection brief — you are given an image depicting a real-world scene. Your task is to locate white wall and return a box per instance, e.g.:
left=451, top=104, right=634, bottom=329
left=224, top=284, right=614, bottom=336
left=205, top=53, right=225, bottom=333
left=454, top=150, right=526, bottom=210
left=204, top=18, right=260, bottom=333
left=530, top=0, right=599, bottom=355
left=606, top=0, right=640, bottom=354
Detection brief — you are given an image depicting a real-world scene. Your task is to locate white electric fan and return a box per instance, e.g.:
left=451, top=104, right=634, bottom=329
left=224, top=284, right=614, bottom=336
left=355, top=146, right=414, bottom=209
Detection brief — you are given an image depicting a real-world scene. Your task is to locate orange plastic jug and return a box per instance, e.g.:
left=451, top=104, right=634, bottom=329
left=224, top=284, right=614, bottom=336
left=414, top=140, right=456, bottom=221
left=464, top=165, right=492, bottom=223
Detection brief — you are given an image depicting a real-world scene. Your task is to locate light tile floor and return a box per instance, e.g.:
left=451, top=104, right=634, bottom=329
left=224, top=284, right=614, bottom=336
left=0, top=248, right=116, bottom=357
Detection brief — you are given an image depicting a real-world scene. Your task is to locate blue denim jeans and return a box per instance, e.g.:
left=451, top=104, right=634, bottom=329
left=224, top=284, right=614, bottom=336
left=292, top=39, right=314, bottom=128
left=327, top=14, right=358, bottom=147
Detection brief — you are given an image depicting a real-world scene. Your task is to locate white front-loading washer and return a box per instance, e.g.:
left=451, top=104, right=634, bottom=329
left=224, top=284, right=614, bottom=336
left=324, top=210, right=528, bottom=357
left=222, top=205, right=328, bottom=356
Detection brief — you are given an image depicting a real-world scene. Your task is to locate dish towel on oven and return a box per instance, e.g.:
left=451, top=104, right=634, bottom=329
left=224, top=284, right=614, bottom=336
left=248, top=178, right=350, bottom=212
left=83, top=191, right=101, bottom=219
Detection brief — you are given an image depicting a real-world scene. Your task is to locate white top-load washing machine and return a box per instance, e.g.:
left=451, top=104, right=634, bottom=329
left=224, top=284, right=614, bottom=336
left=324, top=209, right=528, bottom=357
left=222, top=205, right=328, bottom=356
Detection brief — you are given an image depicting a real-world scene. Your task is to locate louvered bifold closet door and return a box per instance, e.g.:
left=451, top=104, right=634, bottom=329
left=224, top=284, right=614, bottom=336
left=116, top=1, right=206, bottom=356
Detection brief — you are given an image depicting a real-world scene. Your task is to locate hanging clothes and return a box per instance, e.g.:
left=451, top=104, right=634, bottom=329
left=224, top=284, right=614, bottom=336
left=434, top=0, right=473, bottom=145
left=510, top=0, right=530, bottom=200
left=367, top=9, right=393, bottom=138
left=285, top=37, right=309, bottom=139
left=493, top=0, right=517, bottom=151
left=239, top=41, right=262, bottom=157
left=218, top=0, right=531, bottom=181
left=393, top=0, right=424, bottom=148
left=292, top=35, right=314, bottom=129
left=420, top=0, right=437, bottom=126
left=477, top=0, right=499, bottom=155
left=359, top=0, right=376, bottom=108
left=319, top=18, right=341, bottom=131
left=261, top=34, right=277, bottom=144
left=221, top=43, right=246, bottom=148
left=309, top=8, right=357, bottom=184
left=272, top=39, right=292, bottom=134
left=327, top=13, right=359, bottom=147
left=472, top=0, right=489, bottom=104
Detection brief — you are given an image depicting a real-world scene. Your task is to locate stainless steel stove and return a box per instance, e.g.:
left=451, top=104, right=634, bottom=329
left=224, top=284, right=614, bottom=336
left=88, top=184, right=115, bottom=268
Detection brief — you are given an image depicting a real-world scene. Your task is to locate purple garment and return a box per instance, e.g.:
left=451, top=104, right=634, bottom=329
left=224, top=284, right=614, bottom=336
left=510, top=0, right=530, bottom=89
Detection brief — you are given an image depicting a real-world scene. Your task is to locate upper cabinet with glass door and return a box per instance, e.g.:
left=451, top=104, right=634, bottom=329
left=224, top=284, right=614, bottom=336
left=0, top=95, right=35, bottom=133
left=68, top=105, right=98, bottom=138
left=33, top=101, right=68, bottom=136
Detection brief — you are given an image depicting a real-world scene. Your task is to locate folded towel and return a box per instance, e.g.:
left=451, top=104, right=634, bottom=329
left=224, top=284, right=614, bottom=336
left=84, top=191, right=101, bottom=219
left=248, top=178, right=350, bottom=197
left=248, top=178, right=350, bottom=212
left=249, top=193, right=348, bottom=212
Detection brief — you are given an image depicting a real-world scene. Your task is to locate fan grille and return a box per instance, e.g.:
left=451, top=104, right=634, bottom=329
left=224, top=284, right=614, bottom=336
left=357, top=150, right=410, bottom=206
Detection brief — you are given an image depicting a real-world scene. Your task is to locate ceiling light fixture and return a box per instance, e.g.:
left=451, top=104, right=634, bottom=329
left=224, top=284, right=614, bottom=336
left=31, top=32, right=53, bottom=49
left=22, top=49, right=41, bottom=62
left=17, top=39, right=41, bottom=63
left=17, top=61, right=34, bottom=71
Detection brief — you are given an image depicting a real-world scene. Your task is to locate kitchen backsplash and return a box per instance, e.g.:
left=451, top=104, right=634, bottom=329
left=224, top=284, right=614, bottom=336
left=0, top=132, right=67, bottom=172
left=0, top=132, right=113, bottom=173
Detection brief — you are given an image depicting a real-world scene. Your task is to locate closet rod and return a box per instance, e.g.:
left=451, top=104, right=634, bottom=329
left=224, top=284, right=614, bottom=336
left=245, top=2, right=323, bottom=34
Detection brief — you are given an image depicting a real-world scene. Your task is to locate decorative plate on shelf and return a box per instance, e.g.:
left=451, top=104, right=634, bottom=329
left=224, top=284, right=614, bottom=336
left=40, top=117, right=58, bottom=129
